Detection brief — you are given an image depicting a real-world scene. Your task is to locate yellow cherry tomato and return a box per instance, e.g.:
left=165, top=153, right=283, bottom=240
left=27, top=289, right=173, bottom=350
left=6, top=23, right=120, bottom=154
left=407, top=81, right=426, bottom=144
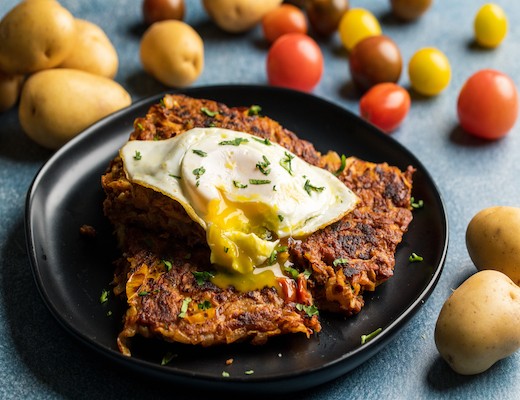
left=474, top=3, right=508, bottom=48
left=338, top=8, right=382, bottom=52
left=408, top=47, right=451, bottom=96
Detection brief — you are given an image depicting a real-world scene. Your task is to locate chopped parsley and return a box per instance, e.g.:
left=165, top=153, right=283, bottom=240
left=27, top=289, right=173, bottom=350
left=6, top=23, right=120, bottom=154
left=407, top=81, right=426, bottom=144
left=162, top=259, right=172, bottom=272
left=296, top=303, right=319, bottom=317
left=244, top=370, right=255, bottom=375
left=334, top=154, right=347, bottom=176
left=247, top=105, right=262, bottom=116
left=283, top=265, right=300, bottom=279
left=192, top=270, right=214, bottom=285
left=198, top=300, right=212, bottom=310
left=303, top=269, right=312, bottom=279
left=277, top=214, right=284, bottom=222
left=361, top=327, right=382, bottom=344
left=249, top=179, right=271, bottom=185
left=100, top=289, right=109, bottom=304
left=133, top=151, right=142, bottom=160
left=410, top=197, right=424, bottom=209
left=267, top=245, right=288, bottom=265
left=161, top=352, right=176, bottom=366
left=219, top=137, right=249, bottom=146
left=303, top=179, right=324, bottom=196
left=256, top=155, right=271, bottom=175
left=253, top=137, right=271, bottom=145
left=169, top=174, right=181, bottom=180
left=192, top=149, right=207, bottom=157
left=136, top=122, right=144, bottom=131
left=409, top=252, right=424, bottom=262
left=201, top=107, right=218, bottom=117
left=233, top=180, right=248, bottom=189
left=222, top=371, right=230, bottom=378
left=333, top=258, right=349, bottom=267
left=178, top=297, right=192, bottom=318
left=193, top=166, right=206, bottom=179
left=280, top=152, right=295, bottom=175
left=138, top=291, right=149, bottom=296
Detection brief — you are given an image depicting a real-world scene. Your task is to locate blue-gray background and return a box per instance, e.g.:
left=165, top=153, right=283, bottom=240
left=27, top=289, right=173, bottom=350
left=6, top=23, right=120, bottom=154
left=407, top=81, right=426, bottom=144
left=1, top=0, right=519, bottom=399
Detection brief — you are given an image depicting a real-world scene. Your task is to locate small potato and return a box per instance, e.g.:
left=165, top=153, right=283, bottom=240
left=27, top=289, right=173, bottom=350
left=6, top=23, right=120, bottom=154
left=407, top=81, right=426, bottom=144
left=466, top=206, right=520, bottom=285
left=59, top=19, right=119, bottom=79
left=19, top=69, right=131, bottom=149
left=0, top=0, right=76, bottom=74
left=140, top=20, right=203, bottom=87
left=434, top=270, right=520, bottom=375
left=202, top=0, right=283, bottom=33
left=0, top=71, right=24, bottom=112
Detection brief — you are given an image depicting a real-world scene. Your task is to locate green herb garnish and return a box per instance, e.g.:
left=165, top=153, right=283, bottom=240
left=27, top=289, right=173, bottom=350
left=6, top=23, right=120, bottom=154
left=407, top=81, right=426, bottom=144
left=138, top=291, right=149, bottom=296
left=198, top=300, right=212, bottom=310
left=192, top=149, right=208, bottom=157
left=163, top=259, right=172, bottom=272
left=244, top=370, right=255, bottom=375
left=333, top=258, right=349, bottom=267
left=283, top=265, right=300, bottom=279
left=409, top=252, right=424, bottom=262
left=253, top=137, right=271, bottom=145
left=334, top=154, right=347, bottom=176
left=161, top=352, right=176, bottom=366
left=247, top=105, right=262, bottom=116
left=233, top=180, right=248, bottom=189
left=296, top=303, right=319, bottom=317
left=256, top=155, right=271, bottom=175
left=410, top=197, right=424, bottom=209
left=169, top=174, right=181, bottom=180
left=303, top=179, right=324, bottom=196
left=133, top=151, right=142, bottom=160
left=361, top=328, right=382, bottom=344
left=193, top=166, right=206, bottom=179
left=219, top=137, right=249, bottom=146
left=201, top=107, right=218, bottom=117
left=278, top=214, right=284, bottom=222
left=178, top=297, right=192, bottom=318
left=192, top=271, right=215, bottom=285
left=249, top=179, right=271, bottom=185
left=136, top=122, right=144, bottom=131
left=222, top=371, right=230, bottom=378
left=280, top=152, right=295, bottom=175
left=267, top=245, right=288, bottom=265
left=100, top=289, right=109, bottom=304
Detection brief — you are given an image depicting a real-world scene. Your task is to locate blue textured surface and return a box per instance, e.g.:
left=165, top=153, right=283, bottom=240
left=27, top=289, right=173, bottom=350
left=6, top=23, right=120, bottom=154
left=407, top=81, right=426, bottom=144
left=1, top=0, right=520, bottom=399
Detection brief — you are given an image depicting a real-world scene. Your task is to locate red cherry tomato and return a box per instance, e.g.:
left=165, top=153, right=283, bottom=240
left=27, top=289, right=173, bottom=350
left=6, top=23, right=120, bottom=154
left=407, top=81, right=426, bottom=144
left=457, top=69, right=518, bottom=140
left=359, top=83, right=411, bottom=133
left=262, top=4, right=308, bottom=43
left=266, top=33, right=324, bottom=92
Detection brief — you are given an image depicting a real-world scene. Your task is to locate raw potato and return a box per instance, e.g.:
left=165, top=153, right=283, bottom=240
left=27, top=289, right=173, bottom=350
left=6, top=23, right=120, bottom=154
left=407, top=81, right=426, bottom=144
left=0, top=72, right=24, bottom=112
left=19, top=69, right=131, bottom=149
left=434, top=270, right=520, bottom=375
left=140, top=20, right=204, bottom=87
left=59, top=19, right=119, bottom=79
left=0, top=0, right=76, bottom=74
left=202, top=0, right=283, bottom=33
left=466, top=206, right=520, bottom=285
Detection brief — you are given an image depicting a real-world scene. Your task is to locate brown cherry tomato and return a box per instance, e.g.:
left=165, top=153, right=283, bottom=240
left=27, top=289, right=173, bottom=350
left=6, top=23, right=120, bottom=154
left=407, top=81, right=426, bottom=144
left=306, top=0, right=349, bottom=37
left=349, top=35, right=402, bottom=92
left=142, top=0, right=185, bottom=25
left=390, top=0, right=432, bottom=21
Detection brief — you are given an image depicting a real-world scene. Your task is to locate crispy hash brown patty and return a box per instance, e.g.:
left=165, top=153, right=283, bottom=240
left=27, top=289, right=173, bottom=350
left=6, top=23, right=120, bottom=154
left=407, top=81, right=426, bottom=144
left=101, top=94, right=414, bottom=355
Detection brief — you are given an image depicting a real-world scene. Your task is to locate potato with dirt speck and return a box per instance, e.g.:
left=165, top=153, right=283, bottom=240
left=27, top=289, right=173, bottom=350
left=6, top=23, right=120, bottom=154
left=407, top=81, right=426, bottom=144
left=466, top=206, right=520, bottom=285
left=140, top=20, right=204, bottom=88
left=434, top=270, right=520, bottom=375
left=19, top=68, right=131, bottom=150
left=0, top=0, right=76, bottom=74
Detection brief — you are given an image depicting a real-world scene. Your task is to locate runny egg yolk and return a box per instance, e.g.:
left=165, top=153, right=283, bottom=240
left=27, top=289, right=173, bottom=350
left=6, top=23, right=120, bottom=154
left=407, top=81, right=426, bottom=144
left=120, top=127, right=359, bottom=292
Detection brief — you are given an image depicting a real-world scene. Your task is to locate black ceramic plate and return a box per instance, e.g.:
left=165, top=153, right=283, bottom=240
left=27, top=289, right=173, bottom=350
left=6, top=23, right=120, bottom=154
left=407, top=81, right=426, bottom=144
left=25, top=85, right=448, bottom=394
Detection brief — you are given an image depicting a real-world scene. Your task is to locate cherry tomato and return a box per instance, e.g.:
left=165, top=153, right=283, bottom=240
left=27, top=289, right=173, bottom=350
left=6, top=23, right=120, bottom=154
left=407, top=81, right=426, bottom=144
left=349, top=35, right=402, bottom=92
left=266, top=33, right=323, bottom=92
left=359, top=83, right=411, bottom=133
left=262, top=4, right=308, bottom=43
left=142, top=0, right=184, bottom=25
left=390, top=0, right=432, bottom=21
left=338, top=8, right=382, bottom=52
left=306, top=0, right=349, bottom=37
left=408, top=47, right=451, bottom=96
left=457, top=69, right=518, bottom=140
left=474, top=3, right=508, bottom=48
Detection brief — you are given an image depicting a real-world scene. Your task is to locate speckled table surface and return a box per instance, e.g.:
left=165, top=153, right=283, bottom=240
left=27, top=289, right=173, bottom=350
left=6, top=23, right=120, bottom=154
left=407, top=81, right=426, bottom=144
left=1, top=0, right=520, bottom=399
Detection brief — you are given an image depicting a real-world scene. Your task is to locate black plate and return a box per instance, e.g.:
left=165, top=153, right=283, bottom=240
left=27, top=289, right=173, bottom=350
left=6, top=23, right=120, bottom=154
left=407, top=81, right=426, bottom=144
left=25, top=85, right=448, bottom=394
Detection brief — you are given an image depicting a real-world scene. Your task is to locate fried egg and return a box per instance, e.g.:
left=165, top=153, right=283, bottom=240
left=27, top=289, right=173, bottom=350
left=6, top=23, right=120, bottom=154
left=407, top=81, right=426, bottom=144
left=120, top=127, right=358, bottom=289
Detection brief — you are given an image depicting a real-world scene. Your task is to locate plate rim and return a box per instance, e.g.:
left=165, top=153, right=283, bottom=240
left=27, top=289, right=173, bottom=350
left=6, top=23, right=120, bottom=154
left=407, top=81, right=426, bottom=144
left=24, top=84, right=449, bottom=393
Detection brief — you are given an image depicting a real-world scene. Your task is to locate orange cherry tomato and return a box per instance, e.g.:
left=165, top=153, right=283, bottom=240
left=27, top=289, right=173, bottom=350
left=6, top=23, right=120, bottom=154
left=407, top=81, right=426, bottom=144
left=359, top=83, right=411, bottom=133
left=266, top=33, right=324, bottom=92
left=457, top=69, right=518, bottom=140
left=262, top=4, right=308, bottom=43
